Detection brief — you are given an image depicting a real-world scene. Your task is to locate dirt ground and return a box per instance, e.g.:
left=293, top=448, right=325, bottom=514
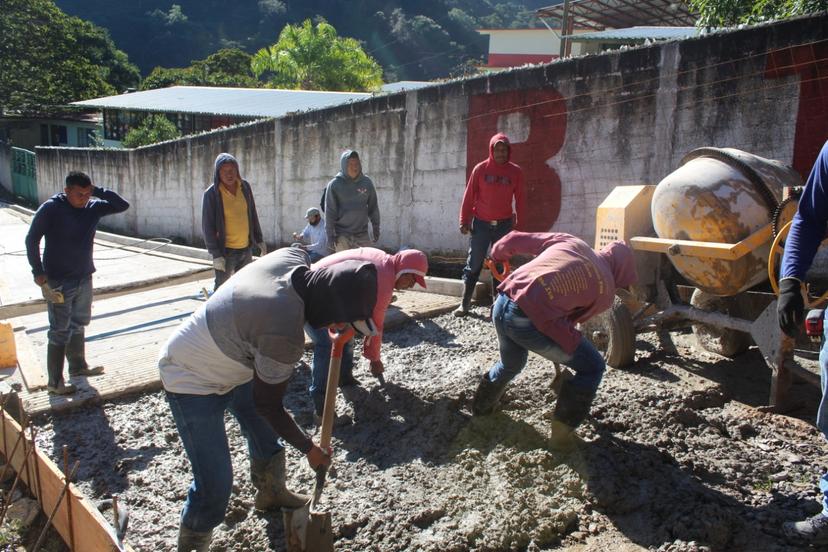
left=30, top=306, right=828, bottom=552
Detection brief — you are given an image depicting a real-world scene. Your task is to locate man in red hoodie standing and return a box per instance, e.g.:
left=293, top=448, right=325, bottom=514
left=472, top=231, right=637, bottom=450
left=455, top=133, right=526, bottom=316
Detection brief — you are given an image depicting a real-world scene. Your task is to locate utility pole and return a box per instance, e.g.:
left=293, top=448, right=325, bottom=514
left=559, top=0, right=571, bottom=59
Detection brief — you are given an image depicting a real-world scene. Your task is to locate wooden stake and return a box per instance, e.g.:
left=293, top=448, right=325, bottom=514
left=63, top=445, right=75, bottom=551
left=18, top=396, right=32, bottom=499
left=111, top=494, right=120, bottom=539
left=0, top=393, right=10, bottom=462
left=30, top=423, right=42, bottom=503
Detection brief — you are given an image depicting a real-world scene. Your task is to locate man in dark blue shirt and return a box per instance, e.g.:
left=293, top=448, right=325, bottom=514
left=778, top=140, right=828, bottom=545
left=25, top=171, right=129, bottom=394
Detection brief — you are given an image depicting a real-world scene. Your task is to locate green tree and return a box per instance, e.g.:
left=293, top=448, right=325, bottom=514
left=141, top=48, right=259, bottom=90
left=122, top=114, right=181, bottom=147
left=0, top=0, right=139, bottom=113
left=689, top=0, right=828, bottom=27
left=251, top=19, right=383, bottom=91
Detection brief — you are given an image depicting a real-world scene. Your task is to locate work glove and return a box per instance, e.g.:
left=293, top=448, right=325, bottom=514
left=370, top=359, right=384, bottom=377
left=778, top=277, right=804, bottom=337
left=40, top=283, right=64, bottom=304
left=212, top=256, right=226, bottom=272
left=257, top=241, right=267, bottom=256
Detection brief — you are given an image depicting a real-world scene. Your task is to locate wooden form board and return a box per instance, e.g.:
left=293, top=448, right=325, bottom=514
left=14, top=330, right=47, bottom=391
left=0, top=406, right=133, bottom=551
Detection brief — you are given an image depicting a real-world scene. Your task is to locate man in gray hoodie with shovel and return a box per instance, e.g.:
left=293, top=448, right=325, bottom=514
left=159, top=247, right=378, bottom=551
left=324, top=150, right=380, bottom=252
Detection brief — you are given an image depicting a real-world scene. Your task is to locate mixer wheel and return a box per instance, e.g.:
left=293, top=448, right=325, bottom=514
left=579, top=297, right=635, bottom=368
left=690, top=289, right=752, bottom=357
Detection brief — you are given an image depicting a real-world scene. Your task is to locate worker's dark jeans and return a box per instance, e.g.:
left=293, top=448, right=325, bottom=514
left=307, top=324, right=354, bottom=411
left=817, top=309, right=828, bottom=514
left=462, top=218, right=512, bottom=286
left=486, top=293, right=605, bottom=396
left=46, top=276, right=92, bottom=346
left=166, top=381, right=284, bottom=532
left=214, top=247, right=253, bottom=290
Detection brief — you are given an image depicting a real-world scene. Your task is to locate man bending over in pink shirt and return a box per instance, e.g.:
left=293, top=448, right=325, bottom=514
left=309, top=247, right=429, bottom=419
left=472, top=231, right=637, bottom=449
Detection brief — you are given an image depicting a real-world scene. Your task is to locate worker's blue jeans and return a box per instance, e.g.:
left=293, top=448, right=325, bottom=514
left=816, top=310, right=828, bottom=514
left=462, top=218, right=512, bottom=286
left=307, top=324, right=354, bottom=412
left=486, top=293, right=605, bottom=394
left=214, top=247, right=253, bottom=290
left=166, top=381, right=284, bottom=532
left=46, top=276, right=93, bottom=346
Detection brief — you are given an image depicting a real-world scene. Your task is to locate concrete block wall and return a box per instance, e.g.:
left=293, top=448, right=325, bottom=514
left=34, top=13, right=828, bottom=255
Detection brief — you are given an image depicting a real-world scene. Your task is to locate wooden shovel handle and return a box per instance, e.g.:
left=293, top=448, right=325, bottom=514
left=319, top=326, right=355, bottom=449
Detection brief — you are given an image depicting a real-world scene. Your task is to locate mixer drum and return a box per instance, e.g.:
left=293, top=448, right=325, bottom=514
left=651, top=148, right=800, bottom=296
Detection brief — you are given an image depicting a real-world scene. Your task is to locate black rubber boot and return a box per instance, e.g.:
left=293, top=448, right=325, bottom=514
left=553, top=379, right=597, bottom=429
left=471, top=372, right=508, bottom=416
left=453, top=280, right=476, bottom=317
left=47, top=343, right=75, bottom=395
left=66, top=332, right=104, bottom=377
left=550, top=379, right=596, bottom=451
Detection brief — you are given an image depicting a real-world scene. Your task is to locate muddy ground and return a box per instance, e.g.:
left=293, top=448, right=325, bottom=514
left=31, top=306, right=828, bottom=551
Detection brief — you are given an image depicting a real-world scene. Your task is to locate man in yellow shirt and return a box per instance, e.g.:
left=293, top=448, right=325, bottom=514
left=201, top=153, right=266, bottom=289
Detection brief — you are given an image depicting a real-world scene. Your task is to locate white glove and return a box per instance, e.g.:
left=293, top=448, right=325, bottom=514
left=257, top=242, right=267, bottom=256
left=40, top=283, right=64, bottom=304
left=212, top=257, right=226, bottom=272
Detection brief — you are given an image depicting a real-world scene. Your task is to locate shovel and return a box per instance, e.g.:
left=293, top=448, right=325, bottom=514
left=284, top=325, right=355, bottom=552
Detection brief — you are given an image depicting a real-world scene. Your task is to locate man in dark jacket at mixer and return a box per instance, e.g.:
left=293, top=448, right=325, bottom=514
left=777, top=140, right=828, bottom=545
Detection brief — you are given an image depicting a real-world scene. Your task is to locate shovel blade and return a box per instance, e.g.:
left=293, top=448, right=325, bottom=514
left=284, top=507, right=333, bottom=552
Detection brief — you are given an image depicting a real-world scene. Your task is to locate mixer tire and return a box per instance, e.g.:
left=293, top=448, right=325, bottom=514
left=579, top=297, right=635, bottom=369
left=690, top=289, right=752, bottom=357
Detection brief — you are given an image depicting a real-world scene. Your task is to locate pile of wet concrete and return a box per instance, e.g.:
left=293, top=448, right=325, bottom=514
left=30, top=306, right=828, bottom=551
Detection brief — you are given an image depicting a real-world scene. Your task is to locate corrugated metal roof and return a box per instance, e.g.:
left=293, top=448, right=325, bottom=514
left=71, top=86, right=372, bottom=117
left=538, top=0, right=697, bottom=31
left=566, top=26, right=698, bottom=42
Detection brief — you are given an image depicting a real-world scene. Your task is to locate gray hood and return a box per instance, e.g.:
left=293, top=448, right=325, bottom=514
left=213, top=153, right=240, bottom=186
left=336, top=150, right=364, bottom=184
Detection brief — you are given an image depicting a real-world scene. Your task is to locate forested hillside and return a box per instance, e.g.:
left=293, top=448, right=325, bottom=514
left=55, top=0, right=558, bottom=81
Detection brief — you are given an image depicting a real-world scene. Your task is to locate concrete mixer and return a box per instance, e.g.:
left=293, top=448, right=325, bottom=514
left=581, top=147, right=814, bottom=409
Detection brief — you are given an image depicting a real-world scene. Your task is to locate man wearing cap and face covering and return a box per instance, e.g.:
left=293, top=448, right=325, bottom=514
left=158, top=247, right=379, bottom=551
left=471, top=231, right=637, bottom=450
left=201, top=153, right=267, bottom=290
left=307, top=247, right=428, bottom=419
left=292, top=207, right=328, bottom=262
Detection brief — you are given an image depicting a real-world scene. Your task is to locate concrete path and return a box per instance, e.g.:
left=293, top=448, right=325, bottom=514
left=0, top=205, right=211, bottom=318
left=8, top=279, right=459, bottom=415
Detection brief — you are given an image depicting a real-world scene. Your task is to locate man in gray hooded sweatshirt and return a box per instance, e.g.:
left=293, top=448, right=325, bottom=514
left=324, top=150, right=380, bottom=252
left=201, top=153, right=266, bottom=289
